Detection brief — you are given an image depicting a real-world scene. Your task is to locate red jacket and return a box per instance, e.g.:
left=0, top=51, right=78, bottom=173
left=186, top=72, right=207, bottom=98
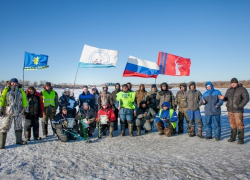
left=96, top=107, right=116, bottom=122
left=26, top=91, right=44, bottom=118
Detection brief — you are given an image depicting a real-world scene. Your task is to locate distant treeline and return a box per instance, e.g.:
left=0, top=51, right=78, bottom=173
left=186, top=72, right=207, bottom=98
left=0, top=80, right=250, bottom=89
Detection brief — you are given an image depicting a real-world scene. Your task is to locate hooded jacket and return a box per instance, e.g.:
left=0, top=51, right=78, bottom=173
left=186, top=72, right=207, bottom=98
left=111, top=83, right=121, bottom=105
left=95, top=104, right=116, bottom=122
left=59, top=91, right=77, bottom=111
left=200, top=82, right=223, bottom=116
left=26, top=91, right=44, bottom=118
left=136, top=100, right=156, bottom=122
left=98, top=90, right=113, bottom=110
left=156, top=83, right=175, bottom=109
left=175, top=83, right=187, bottom=110
left=135, top=84, right=147, bottom=107
left=145, top=88, right=159, bottom=111
left=155, top=102, right=178, bottom=128
left=79, top=91, right=95, bottom=108
left=182, top=81, right=202, bottom=111
left=223, top=84, right=249, bottom=113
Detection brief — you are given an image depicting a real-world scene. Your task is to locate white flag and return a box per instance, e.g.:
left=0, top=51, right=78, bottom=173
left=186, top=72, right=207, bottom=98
left=78, top=45, right=119, bottom=68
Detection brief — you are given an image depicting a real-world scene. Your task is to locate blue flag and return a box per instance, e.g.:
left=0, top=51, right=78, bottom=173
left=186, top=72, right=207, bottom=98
left=23, top=52, right=49, bottom=70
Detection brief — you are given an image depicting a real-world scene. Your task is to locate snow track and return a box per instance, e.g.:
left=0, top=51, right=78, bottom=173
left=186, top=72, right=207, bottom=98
left=0, top=88, right=249, bottom=179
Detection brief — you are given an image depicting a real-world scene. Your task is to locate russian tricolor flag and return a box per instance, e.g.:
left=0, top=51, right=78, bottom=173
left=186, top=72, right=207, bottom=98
left=123, top=56, right=159, bottom=78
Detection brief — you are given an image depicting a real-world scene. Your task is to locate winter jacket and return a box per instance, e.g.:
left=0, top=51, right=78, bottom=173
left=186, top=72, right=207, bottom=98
left=40, top=89, right=59, bottom=108
left=200, top=82, right=223, bottom=116
left=98, top=90, right=113, bottom=109
left=95, top=105, right=116, bottom=122
left=78, top=91, right=95, bottom=108
left=115, top=91, right=136, bottom=110
left=182, top=82, right=202, bottom=111
left=223, top=85, right=249, bottom=113
left=75, top=107, right=96, bottom=123
left=135, top=84, right=147, bottom=107
left=0, top=86, right=28, bottom=115
left=59, top=94, right=77, bottom=115
left=52, top=113, right=74, bottom=129
left=156, top=83, right=175, bottom=109
left=155, top=102, right=178, bottom=128
left=26, top=91, right=44, bottom=118
left=136, top=101, right=156, bottom=122
left=145, top=89, right=159, bottom=111
left=111, top=83, right=121, bottom=105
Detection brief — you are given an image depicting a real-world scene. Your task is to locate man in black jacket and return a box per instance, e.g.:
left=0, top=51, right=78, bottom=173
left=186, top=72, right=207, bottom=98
left=219, top=78, right=249, bottom=144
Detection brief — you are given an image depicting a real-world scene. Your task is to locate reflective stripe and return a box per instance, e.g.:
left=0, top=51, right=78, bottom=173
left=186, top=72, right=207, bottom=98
left=42, top=90, right=56, bottom=107
left=159, top=108, right=176, bottom=129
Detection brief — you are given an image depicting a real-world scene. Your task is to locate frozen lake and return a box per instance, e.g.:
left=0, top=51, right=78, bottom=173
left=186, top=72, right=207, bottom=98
left=0, top=87, right=249, bottom=179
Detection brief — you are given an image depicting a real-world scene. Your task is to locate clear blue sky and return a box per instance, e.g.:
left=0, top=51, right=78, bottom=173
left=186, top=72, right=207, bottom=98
left=0, top=0, right=249, bottom=85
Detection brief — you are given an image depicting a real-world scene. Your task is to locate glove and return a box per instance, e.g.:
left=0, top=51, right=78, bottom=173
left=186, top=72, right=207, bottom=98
left=164, top=119, right=170, bottom=123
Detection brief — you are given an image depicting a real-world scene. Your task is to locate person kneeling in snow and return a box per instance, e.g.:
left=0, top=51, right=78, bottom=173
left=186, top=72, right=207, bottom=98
left=136, top=100, right=156, bottom=136
left=52, top=106, right=77, bottom=142
left=96, top=102, right=116, bottom=138
left=155, top=102, right=178, bottom=136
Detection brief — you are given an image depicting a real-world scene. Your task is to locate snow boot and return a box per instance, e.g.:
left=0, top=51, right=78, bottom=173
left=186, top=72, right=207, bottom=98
left=129, top=124, right=134, bottom=137
left=24, top=131, right=31, bottom=141
left=228, top=128, right=237, bottom=142
left=197, top=127, right=203, bottom=138
left=189, top=127, right=195, bottom=137
left=137, top=126, right=141, bottom=136
left=215, top=137, right=220, bottom=141
left=120, top=125, right=126, bottom=136
left=109, top=127, right=114, bottom=138
left=145, top=130, right=149, bottom=134
left=205, top=136, right=212, bottom=140
left=103, top=127, right=107, bottom=136
left=0, top=133, right=7, bottom=149
left=237, top=129, right=244, bottom=144
left=15, top=130, right=27, bottom=145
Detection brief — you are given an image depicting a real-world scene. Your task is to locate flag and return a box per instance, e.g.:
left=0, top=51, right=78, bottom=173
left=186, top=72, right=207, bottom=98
left=78, top=45, right=118, bottom=68
left=123, top=56, right=159, bottom=78
left=157, top=52, right=191, bottom=76
left=23, top=52, right=49, bottom=70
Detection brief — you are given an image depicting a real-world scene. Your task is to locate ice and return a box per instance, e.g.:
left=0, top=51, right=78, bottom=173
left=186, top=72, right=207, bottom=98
left=0, top=88, right=249, bottom=179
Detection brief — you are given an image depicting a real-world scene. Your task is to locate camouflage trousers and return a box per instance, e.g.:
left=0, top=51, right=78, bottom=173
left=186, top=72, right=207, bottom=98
left=228, top=112, right=244, bottom=130
left=0, top=115, right=23, bottom=133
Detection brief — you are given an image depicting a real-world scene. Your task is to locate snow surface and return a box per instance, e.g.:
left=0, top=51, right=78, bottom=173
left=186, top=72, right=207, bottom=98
left=0, top=88, right=250, bottom=180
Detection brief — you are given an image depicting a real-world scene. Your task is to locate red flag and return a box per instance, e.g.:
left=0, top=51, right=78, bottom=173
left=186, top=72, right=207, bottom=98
left=157, top=52, right=191, bottom=76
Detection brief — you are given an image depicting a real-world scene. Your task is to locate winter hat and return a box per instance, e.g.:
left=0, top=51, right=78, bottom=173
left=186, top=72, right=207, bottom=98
left=122, top=84, right=128, bottom=88
left=83, top=85, right=88, bottom=89
left=161, top=83, right=168, bottom=87
left=83, top=102, right=89, bottom=107
left=10, top=78, right=18, bottom=83
left=231, top=78, right=238, bottom=83
left=102, top=102, right=108, bottom=106
left=151, top=84, right=157, bottom=88
left=64, top=88, right=70, bottom=93
left=45, top=82, right=51, bottom=86
left=92, top=87, right=98, bottom=91
left=62, top=106, right=67, bottom=110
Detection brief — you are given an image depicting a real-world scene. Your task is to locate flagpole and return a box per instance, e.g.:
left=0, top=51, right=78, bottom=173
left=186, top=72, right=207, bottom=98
left=72, top=66, right=79, bottom=95
left=23, top=69, right=25, bottom=89
left=120, top=76, right=123, bottom=85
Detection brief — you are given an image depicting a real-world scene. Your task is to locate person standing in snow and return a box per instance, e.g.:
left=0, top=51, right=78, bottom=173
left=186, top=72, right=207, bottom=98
left=98, top=84, right=113, bottom=110
left=218, top=78, right=249, bottom=144
left=0, top=78, right=28, bottom=149
left=135, top=84, right=147, bottom=107
left=200, top=82, right=223, bottom=141
left=91, top=87, right=99, bottom=113
left=58, top=88, right=77, bottom=116
left=52, top=106, right=77, bottom=142
left=78, top=85, right=95, bottom=109
left=182, top=81, right=203, bottom=138
left=155, top=102, right=178, bottom=137
left=115, top=84, right=136, bottom=137
left=24, top=86, right=43, bottom=141
left=96, top=102, right=116, bottom=137
left=156, top=83, right=175, bottom=110
left=145, top=84, right=159, bottom=114
left=111, top=83, right=121, bottom=131
left=175, top=83, right=190, bottom=134
left=40, top=82, right=59, bottom=137
left=136, top=100, right=156, bottom=135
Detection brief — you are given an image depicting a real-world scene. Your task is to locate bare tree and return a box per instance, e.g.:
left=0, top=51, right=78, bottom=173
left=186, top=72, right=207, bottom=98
left=33, top=81, right=38, bottom=87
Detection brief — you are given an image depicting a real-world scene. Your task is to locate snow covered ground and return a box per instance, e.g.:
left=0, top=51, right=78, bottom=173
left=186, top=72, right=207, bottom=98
left=0, top=87, right=250, bottom=179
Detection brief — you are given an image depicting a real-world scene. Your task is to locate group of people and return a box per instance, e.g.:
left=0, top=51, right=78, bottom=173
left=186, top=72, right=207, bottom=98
left=0, top=77, right=249, bottom=149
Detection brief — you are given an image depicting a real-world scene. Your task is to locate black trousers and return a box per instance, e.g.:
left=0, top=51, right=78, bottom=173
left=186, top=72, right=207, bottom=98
left=24, top=116, right=40, bottom=138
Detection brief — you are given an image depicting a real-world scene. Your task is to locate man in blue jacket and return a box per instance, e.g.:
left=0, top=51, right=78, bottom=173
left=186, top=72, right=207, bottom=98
left=78, top=86, right=95, bottom=109
left=201, top=82, right=223, bottom=141
left=155, top=102, right=178, bottom=137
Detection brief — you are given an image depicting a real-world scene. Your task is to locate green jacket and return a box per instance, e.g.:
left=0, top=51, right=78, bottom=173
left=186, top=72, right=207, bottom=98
left=116, top=91, right=136, bottom=109
left=0, top=87, right=28, bottom=108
